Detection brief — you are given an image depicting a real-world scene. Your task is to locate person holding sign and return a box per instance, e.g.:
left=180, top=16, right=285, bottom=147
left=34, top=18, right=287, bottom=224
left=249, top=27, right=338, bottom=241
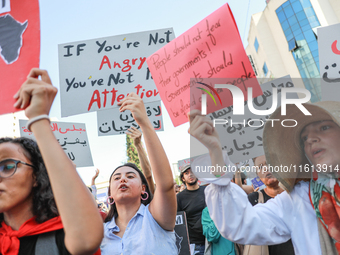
left=100, top=93, right=177, bottom=255
left=0, top=69, right=103, bottom=255
left=188, top=101, right=340, bottom=255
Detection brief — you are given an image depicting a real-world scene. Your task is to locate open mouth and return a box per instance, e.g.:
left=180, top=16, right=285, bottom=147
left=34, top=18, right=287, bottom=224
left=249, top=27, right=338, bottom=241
left=118, top=184, right=128, bottom=190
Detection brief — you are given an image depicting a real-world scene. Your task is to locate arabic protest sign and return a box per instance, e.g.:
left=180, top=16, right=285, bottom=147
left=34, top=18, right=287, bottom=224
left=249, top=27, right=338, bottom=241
left=177, top=156, right=199, bottom=173
left=0, top=0, right=40, bottom=115
left=58, top=28, right=175, bottom=117
left=318, top=23, right=340, bottom=101
left=97, top=101, right=163, bottom=136
left=174, top=211, right=191, bottom=255
left=205, top=76, right=298, bottom=163
left=19, top=120, right=93, bottom=167
left=146, top=3, right=261, bottom=127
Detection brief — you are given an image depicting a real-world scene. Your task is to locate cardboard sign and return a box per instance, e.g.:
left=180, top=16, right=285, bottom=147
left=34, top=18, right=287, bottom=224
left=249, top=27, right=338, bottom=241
left=206, top=76, right=298, bottom=163
left=318, top=23, right=340, bottom=101
left=175, top=211, right=191, bottom=255
left=146, top=3, right=261, bottom=127
left=0, top=0, right=40, bottom=115
left=97, top=101, right=163, bottom=136
left=19, top=120, right=94, bottom=167
left=58, top=28, right=175, bottom=117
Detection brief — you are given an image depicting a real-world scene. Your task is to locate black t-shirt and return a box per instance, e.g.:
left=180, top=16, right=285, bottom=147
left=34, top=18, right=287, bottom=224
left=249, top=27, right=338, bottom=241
left=177, top=186, right=206, bottom=245
left=247, top=190, right=295, bottom=255
left=2, top=229, right=71, bottom=255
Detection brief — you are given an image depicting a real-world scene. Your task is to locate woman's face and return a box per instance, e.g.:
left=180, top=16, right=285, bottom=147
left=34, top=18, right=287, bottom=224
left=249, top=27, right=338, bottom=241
left=301, top=120, right=340, bottom=171
left=110, top=166, right=145, bottom=204
left=0, top=142, right=36, bottom=215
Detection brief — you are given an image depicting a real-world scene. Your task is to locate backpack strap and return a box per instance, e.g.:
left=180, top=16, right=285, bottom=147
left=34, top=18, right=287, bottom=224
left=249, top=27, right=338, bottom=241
left=35, top=231, right=59, bottom=255
left=257, top=190, right=264, bottom=204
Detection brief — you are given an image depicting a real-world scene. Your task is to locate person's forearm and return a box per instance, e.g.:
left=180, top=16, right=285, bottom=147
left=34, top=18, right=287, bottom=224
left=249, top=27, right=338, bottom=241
left=135, top=142, right=155, bottom=194
left=31, top=120, right=103, bottom=254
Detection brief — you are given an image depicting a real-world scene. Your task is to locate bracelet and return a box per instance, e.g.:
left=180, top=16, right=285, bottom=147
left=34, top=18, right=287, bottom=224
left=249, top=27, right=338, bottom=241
left=27, top=114, right=50, bottom=131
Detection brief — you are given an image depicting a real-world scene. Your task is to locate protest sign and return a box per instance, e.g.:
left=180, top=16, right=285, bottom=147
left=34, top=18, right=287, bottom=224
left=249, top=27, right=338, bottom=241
left=318, top=23, right=340, bottom=101
left=97, top=101, right=163, bottom=136
left=58, top=28, right=175, bottom=117
left=251, top=176, right=265, bottom=190
left=0, top=0, right=40, bottom=115
left=206, top=76, right=298, bottom=163
left=19, top=120, right=93, bottom=167
left=146, top=3, right=261, bottom=127
left=175, top=211, right=191, bottom=255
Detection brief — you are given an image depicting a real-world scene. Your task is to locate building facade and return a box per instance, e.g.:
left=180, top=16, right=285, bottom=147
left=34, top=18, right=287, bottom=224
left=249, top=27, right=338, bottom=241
left=246, top=0, right=340, bottom=102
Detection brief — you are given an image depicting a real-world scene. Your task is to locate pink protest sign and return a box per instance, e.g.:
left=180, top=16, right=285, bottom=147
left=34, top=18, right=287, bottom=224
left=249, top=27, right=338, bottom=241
left=146, top=3, right=262, bottom=127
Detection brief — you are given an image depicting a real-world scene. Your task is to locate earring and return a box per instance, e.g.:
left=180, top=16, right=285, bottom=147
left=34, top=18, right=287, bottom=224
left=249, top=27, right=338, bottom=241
left=107, top=196, right=115, bottom=205
left=141, top=191, right=149, bottom=201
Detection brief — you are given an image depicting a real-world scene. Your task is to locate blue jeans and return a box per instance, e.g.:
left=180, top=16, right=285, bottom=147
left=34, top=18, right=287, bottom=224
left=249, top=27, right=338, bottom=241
left=194, top=244, right=205, bottom=255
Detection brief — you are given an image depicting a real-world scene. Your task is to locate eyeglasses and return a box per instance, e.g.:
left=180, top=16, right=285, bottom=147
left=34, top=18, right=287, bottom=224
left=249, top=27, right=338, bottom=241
left=0, top=159, right=35, bottom=178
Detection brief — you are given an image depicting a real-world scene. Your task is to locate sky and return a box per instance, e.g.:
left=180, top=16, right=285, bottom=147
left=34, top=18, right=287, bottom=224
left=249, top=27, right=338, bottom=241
left=4, top=0, right=267, bottom=185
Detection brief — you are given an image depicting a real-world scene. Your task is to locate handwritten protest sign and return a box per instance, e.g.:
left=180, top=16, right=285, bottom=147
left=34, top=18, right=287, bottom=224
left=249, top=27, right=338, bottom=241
left=318, top=23, right=340, bottom=101
left=0, top=0, right=40, bottom=115
left=97, top=101, right=163, bottom=136
left=146, top=3, right=261, bottom=127
left=205, top=76, right=298, bottom=163
left=175, top=211, right=191, bottom=255
left=19, top=120, right=93, bottom=167
left=58, top=28, right=175, bottom=117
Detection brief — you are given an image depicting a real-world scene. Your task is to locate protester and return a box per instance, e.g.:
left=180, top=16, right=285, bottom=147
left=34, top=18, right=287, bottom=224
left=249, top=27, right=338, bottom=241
left=126, top=126, right=155, bottom=195
left=0, top=68, right=103, bottom=255
left=188, top=101, right=340, bottom=254
left=177, top=164, right=206, bottom=255
left=100, top=93, right=177, bottom=254
left=232, top=171, right=254, bottom=194
left=91, top=168, right=100, bottom=199
left=202, top=207, right=237, bottom=255
left=245, top=155, right=295, bottom=255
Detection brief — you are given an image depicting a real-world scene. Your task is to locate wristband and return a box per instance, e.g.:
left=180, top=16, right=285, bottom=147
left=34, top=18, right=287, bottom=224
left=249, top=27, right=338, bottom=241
left=27, top=114, right=50, bottom=131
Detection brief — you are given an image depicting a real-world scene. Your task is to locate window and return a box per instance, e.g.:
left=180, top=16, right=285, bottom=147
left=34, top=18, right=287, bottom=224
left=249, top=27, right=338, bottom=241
left=288, top=38, right=297, bottom=51
left=254, top=37, right=259, bottom=52
left=263, top=62, right=268, bottom=76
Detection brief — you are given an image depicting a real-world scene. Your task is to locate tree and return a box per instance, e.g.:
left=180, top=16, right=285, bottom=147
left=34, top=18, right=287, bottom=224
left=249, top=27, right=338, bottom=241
left=126, top=134, right=141, bottom=170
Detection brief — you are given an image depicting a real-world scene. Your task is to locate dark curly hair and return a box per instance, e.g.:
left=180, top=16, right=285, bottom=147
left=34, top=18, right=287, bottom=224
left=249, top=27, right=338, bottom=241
left=0, top=137, right=59, bottom=223
left=104, top=163, right=153, bottom=223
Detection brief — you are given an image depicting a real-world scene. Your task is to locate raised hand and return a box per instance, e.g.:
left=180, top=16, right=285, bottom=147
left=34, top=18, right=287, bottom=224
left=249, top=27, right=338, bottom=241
left=126, top=126, right=142, bottom=146
left=118, top=93, right=149, bottom=127
left=188, top=109, right=221, bottom=151
left=13, top=68, right=57, bottom=119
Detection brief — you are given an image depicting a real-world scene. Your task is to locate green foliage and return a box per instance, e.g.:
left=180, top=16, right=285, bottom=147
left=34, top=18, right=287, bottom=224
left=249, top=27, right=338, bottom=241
left=126, top=134, right=141, bottom=171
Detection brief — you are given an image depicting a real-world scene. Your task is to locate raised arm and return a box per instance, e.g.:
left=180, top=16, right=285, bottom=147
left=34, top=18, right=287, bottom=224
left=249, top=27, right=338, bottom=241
left=14, top=68, right=103, bottom=255
left=126, top=127, right=155, bottom=195
left=118, top=93, right=176, bottom=231
left=188, top=110, right=291, bottom=245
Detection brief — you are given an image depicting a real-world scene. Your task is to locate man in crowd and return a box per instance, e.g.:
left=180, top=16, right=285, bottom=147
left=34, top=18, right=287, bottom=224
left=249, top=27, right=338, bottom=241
left=177, top=164, right=206, bottom=255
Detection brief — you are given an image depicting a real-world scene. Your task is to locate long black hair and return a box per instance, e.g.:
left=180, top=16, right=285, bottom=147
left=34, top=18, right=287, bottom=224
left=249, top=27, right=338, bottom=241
left=0, top=137, right=59, bottom=223
left=104, top=163, right=153, bottom=223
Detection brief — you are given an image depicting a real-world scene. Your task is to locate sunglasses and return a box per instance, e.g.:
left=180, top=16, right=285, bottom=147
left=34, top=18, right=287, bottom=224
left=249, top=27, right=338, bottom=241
left=0, top=159, right=35, bottom=178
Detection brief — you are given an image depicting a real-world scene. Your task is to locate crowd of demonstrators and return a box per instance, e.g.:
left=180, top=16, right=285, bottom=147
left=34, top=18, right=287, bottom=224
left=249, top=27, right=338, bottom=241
left=100, top=93, right=177, bottom=254
left=0, top=69, right=103, bottom=255
left=245, top=155, right=295, bottom=255
left=177, top=164, right=206, bottom=255
left=188, top=101, right=340, bottom=255
left=126, top=126, right=155, bottom=195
